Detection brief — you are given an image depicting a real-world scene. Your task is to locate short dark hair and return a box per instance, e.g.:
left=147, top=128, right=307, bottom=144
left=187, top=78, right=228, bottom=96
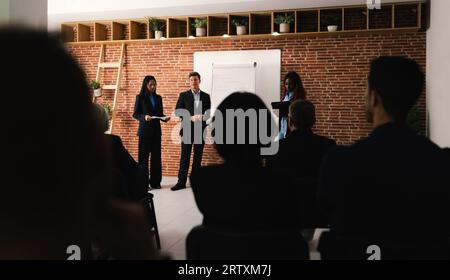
left=189, top=71, right=201, bottom=80
left=289, top=100, right=316, bottom=129
left=368, top=56, right=425, bottom=121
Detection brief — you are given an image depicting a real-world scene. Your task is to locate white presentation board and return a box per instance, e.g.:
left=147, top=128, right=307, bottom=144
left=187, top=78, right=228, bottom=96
left=194, top=50, right=281, bottom=114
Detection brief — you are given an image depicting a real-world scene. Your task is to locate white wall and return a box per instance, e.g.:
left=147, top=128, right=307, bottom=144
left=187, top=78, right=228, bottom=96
left=0, top=0, right=47, bottom=29
left=427, top=0, right=450, bottom=148
left=0, top=0, right=10, bottom=24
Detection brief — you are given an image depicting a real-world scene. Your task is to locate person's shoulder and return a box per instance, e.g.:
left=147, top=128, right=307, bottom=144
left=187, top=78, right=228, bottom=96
left=201, top=90, right=210, bottom=97
left=180, top=90, right=190, bottom=96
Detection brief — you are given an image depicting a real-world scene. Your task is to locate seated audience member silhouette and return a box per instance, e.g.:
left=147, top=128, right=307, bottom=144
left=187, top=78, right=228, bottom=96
left=190, top=92, right=302, bottom=230
left=268, top=100, right=336, bottom=179
left=318, top=56, right=450, bottom=242
left=0, top=28, right=158, bottom=260
left=268, top=100, right=336, bottom=239
left=93, top=103, right=148, bottom=202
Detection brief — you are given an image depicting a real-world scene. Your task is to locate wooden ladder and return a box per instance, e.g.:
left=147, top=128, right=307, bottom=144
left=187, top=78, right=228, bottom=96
left=94, top=43, right=126, bottom=134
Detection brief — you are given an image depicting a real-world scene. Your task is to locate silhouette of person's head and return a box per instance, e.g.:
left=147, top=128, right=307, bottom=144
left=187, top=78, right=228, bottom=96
left=366, top=56, right=425, bottom=124
left=1, top=27, right=111, bottom=259
left=288, top=100, right=316, bottom=131
left=213, top=92, right=274, bottom=163
left=284, top=71, right=306, bottom=100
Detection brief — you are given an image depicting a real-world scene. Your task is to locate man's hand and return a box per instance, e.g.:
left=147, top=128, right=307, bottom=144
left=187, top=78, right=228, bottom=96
left=190, top=115, right=203, bottom=122
left=145, top=115, right=152, bottom=121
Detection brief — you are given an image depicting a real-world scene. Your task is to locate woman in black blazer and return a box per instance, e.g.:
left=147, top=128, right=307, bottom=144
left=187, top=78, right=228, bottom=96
left=133, top=76, right=170, bottom=189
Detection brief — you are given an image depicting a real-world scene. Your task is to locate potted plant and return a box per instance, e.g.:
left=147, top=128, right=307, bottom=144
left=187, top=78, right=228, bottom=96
left=231, top=18, right=248, bottom=35
left=101, top=103, right=113, bottom=120
left=322, top=14, right=340, bottom=32
left=147, top=17, right=165, bottom=39
left=192, top=18, right=207, bottom=37
left=90, top=80, right=101, bottom=97
left=274, top=13, right=294, bottom=33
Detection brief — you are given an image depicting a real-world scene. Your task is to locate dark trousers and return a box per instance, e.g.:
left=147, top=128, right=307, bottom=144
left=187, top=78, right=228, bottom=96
left=177, top=143, right=204, bottom=186
left=138, top=135, right=162, bottom=187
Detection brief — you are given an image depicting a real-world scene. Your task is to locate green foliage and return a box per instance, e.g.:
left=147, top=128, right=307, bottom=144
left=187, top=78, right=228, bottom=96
left=90, top=80, right=101, bottom=89
left=407, top=106, right=423, bottom=134
left=192, top=18, right=207, bottom=28
left=147, top=17, right=165, bottom=31
left=101, top=103, right=113, bottom=118
left=231, top=18, right=248, bottom=27
left=274, top=13, right=295, bottom=24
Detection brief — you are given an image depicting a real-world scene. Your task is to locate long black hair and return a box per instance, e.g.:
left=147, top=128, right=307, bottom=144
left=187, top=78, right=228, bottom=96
left=139, top=75, right=157, bottom=96
left=283, top=71, right=306, bottom=101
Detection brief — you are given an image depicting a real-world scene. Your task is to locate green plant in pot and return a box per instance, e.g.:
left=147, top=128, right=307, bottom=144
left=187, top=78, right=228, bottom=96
left=192, top=18, right=207, bottom=37
left=322, top=14, right=341, bottom=32
left=101, top=103, right=113, bottom=120
left=231, top=18, right=248, bottom=35
left=274, top=13, right=294, bottom=33
left=147, top=17, right=165, bottom=39
left=90, top=80, right=101, bottom=97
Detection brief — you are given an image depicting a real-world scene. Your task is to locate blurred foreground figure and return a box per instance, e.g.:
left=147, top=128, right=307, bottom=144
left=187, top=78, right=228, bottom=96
left=0, top=27, right=160, bottom=260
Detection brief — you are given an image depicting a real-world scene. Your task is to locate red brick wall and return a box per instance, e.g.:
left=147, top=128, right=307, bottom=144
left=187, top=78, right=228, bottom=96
left=67, top=31, right=426, bottom=176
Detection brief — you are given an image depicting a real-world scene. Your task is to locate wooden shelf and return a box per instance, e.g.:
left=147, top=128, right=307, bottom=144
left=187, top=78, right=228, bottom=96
left=130, top=20, right=148, bottom=40
left=61, top=1, right=425, bottom=43
left=169, top=17, right=188, bottom=38
left=297, top=10, right=319, bottom=33
left=344, top=7, right=367, bottom=31
left=77, top=23, right=92, bottom=42
left=94, top=22, right=109, bottom=41
left=273, top=11, right=296, bottom=34
left=228, top=14, right=250, bottom=36
left=61, top=24, right=76, bottom=42
left=250, top=13, right=272, bottom=35
left=208, top=15, right=228, bottom=36
left=112, top=21, right=128, bottom=40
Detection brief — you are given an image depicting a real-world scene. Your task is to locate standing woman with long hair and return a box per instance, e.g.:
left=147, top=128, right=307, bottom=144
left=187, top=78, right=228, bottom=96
left=278, top=71, right=307, bottom=140
left=133, top=76, right=170, bottom=189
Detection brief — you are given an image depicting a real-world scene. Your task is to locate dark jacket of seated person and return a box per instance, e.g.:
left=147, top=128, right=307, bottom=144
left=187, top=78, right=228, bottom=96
left=318, top=56, right=450, bottom=240
left=94, top=103, right=148, bottom=201
left=190, top=92, right=302, bottom=230
left=268, top=100, right=336, bottom=180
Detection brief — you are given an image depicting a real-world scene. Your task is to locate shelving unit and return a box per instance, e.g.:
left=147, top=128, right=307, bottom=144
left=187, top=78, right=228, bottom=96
left=61, top=1, right=425, bottom=44
left=169, top=17, right=188, bottom=38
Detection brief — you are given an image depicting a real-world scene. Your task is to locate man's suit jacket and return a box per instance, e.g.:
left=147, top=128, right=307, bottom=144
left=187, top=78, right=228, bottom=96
left=318, top=122, right=450, bottom=239
left=175, top=90, right=211, bottom=137
left=268, top=129, right=336, bottom=179
left=133, top=93, right=166, bottom=138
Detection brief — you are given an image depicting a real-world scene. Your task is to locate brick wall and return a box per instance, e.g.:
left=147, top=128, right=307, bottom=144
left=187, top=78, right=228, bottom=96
left=67, top=31, right=426, bottom=176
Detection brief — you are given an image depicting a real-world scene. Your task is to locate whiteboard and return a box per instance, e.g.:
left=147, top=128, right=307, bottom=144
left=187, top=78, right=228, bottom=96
left=194, top=50, right=281, bottom=114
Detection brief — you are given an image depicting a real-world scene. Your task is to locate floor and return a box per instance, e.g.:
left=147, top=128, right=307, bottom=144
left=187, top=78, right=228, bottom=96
left=151, top=176, right=324, bottom=260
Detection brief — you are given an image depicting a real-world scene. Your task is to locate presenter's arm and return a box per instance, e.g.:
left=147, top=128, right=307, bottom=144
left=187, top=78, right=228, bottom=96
left=132, top=95, right=146, bottom=122
left=203, top=94, right=211, bottom=121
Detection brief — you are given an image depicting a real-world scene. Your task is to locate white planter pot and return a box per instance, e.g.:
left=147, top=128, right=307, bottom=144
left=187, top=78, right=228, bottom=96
left=155, top=30, right=163, bottom=39
left=196, top=27, right=206, bottom=37
left=236, top=26, right=247, bottom=35
left=279, top=23, right=290, bottom=33
left=94, top=88, right=102, bottom=97
left=327, top=25, right=338, bottom=32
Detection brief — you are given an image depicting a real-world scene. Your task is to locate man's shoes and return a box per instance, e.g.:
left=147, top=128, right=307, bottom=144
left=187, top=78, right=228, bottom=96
left=171, top=184, right=186, bottom=191
left=151, top=185, right=162, bottom=189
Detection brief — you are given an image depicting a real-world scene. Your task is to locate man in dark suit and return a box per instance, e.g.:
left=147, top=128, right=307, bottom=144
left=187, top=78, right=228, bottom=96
left=172, top=72, right=211, bottom=191
left=318, top=57, right=450, bottom=241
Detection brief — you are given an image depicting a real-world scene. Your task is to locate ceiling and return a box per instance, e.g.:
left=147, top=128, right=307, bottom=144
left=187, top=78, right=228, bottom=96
left=48, top=0, right=414, bottom=30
